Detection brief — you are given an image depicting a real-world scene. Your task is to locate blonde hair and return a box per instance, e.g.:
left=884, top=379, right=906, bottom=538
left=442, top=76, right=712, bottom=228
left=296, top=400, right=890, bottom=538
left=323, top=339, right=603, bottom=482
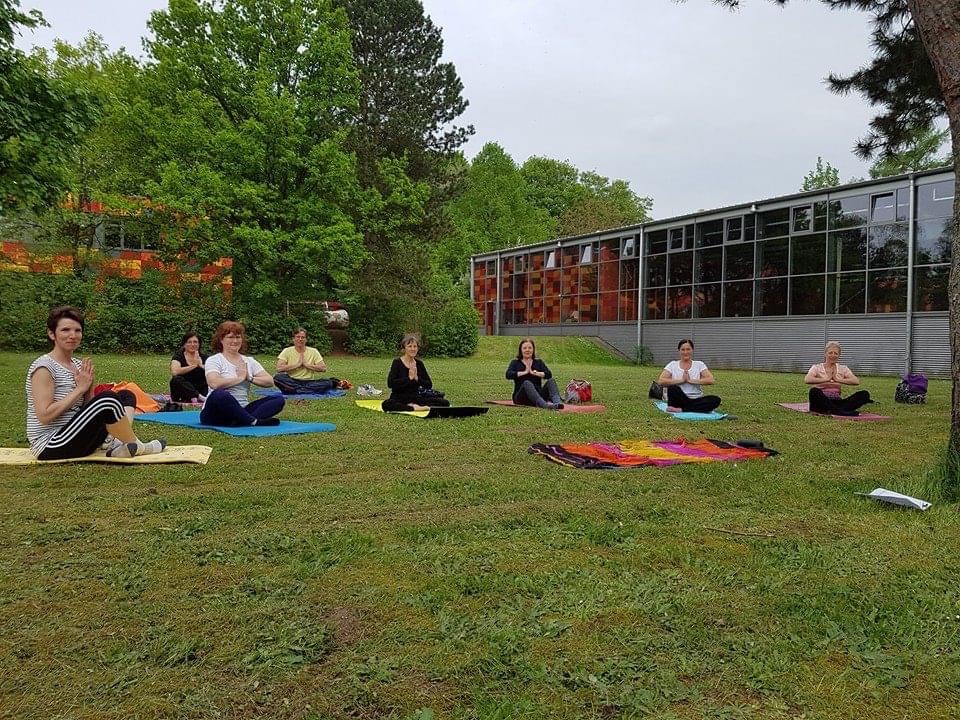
left=825, top=341, right=842, bottom=354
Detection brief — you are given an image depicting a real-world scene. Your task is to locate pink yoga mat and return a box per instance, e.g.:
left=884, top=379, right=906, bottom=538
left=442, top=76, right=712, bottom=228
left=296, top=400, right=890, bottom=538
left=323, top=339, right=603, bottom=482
left=486, top=400, right=606, bottom=413
left=777, top=402, right=890, bottom=421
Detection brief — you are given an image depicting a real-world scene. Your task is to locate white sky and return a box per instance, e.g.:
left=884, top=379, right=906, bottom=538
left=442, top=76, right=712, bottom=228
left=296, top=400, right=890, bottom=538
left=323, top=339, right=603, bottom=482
left=15, top=0, right=882, bottom=218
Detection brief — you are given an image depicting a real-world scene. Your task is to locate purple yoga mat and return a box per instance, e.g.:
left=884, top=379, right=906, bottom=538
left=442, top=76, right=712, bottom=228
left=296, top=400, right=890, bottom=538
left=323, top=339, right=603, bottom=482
left=777, top=402, right=890, bottom=421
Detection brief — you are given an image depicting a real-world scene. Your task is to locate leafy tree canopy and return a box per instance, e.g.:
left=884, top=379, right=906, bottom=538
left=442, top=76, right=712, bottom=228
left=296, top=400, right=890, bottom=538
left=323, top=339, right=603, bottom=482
left=800, top=156, right=841, bottom=191
left=1, top=0, right=100, bottom=212
left=868, top=123, right=951, bottom=178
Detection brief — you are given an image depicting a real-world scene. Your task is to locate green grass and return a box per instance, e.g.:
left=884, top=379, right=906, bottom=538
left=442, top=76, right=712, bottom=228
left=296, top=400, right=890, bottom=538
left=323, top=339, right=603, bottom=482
left=1, top=337, right=958, bottom=719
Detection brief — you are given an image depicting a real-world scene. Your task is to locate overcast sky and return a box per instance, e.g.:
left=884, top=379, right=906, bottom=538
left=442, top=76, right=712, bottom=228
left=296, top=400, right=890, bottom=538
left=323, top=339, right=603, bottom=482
left=15, top=0, right=882, bottom=219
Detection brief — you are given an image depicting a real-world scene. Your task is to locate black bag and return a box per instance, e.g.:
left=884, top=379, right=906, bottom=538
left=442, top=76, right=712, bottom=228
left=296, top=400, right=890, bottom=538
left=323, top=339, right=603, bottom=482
left=894, top=381, right=926, bottom=404
left=418, top=387, right=445, bottom=399
left=648, top=381, right=665, bottom=401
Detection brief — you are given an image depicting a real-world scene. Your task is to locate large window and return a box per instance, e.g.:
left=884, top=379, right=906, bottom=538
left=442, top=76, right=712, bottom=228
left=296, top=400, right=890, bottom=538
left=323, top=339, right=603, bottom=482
left=636, top=176, right=949, bottom=322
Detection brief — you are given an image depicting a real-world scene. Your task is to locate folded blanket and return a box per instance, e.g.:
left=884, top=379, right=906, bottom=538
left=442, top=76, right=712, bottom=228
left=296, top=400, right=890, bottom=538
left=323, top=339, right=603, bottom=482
left=485, top=400, right=606, bottom=413
left=654, top=401, right=727, bottom=421
left=777, top=402, right=890, bottom=421
left=136, top=411, right=335, bottom=435
left=529, top=437, right=776, bottom=470
left=355, top=399, right=488, bottom=419
left=0, top=445, right=212, bottom=465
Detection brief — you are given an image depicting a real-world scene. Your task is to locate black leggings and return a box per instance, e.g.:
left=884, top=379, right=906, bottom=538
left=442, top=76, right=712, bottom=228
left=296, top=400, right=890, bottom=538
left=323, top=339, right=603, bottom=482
left=170, top=375, right=208, bottom=402
left=667, top=385, right=722, bottom=413
left=37, top=390, right=136, bottom=461
left=809, top=388, right=872, bottom=416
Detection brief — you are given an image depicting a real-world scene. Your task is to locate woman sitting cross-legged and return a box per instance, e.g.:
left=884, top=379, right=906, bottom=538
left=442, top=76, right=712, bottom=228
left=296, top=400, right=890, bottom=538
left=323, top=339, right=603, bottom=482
left=505, top=338, right=564, bottom=410
left=804, top=341, right=873, bottom=416
left=657, top=338, right=722, bottom=413
left=26, top=305, right=166, bottom=460
left=382, top=334, right=451, bottom=412
left=169, top=331, right=209, bottom=402
left=200, top=321, right=285, bottom=427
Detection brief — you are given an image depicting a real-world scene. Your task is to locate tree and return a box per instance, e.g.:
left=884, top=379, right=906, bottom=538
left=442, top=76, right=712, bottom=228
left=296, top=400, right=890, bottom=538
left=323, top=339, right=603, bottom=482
left=0, top=0, right=100, bottom=212
left=559, top=172, right=653, bottom=236
left=520, top=157, right=589, bottom=220
left=442, top=143, right=554, bottom=274
left=134, top=0, right=382, bottom=312
left=800, top=156, right=841, bottom=190
left=334, top=0, right=473, bottom=185
left=869, top=123, right=951, bottom=178
left=713, top=0, right=960, bottom=489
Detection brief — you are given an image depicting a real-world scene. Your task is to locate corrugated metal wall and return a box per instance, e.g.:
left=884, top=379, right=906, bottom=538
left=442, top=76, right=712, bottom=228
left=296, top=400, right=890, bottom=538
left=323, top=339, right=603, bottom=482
left=825, top=316, right=908, bottom=376
left=501, top=314, right=950, bottom=376
left=912, top=314, right=952, bottom=376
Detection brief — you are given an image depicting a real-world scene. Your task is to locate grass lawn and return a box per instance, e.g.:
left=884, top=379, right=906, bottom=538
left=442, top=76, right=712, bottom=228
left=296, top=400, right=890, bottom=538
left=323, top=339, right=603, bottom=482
left=1, top=335, right=958, bottom=719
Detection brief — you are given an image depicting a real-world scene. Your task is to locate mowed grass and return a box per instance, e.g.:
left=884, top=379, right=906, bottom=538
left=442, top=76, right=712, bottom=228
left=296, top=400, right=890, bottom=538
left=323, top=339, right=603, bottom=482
left=1, top=335, right=958, bottom=720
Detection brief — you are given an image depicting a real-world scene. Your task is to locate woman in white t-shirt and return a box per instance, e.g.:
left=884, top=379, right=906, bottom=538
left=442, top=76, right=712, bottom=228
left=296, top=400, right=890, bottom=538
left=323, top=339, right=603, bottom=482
left=656, top=338, right=722, bottom=413
left=199, top=321, right=285, bottom=426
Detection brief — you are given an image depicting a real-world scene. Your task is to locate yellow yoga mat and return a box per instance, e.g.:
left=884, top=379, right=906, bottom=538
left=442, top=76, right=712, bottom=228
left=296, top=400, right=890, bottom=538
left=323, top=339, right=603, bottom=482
left=0, top=445, right=213, bottom=466
left=354, top=399, right=429, bottom=417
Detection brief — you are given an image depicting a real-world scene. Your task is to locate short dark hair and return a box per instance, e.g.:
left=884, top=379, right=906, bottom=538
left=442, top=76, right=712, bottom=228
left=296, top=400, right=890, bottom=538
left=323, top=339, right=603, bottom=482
left=180, top=331, right=201, bottom=347
left=677, top=338, right=694, bottom=350
left=211, top=321, right=248, bottom=353
left=516, top=337, right=536, bottom=360
left=47, top=306, right=84, bottom=334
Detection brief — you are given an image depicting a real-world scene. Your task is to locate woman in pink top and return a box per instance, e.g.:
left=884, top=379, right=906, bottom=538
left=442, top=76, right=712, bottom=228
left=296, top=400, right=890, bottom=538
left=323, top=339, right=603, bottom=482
left=804, top=341, right=873, bottom=415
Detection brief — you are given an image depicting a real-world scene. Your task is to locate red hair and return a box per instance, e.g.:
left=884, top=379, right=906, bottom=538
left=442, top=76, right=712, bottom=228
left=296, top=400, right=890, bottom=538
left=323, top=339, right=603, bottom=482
left=211, top=321, right=248, bottom=353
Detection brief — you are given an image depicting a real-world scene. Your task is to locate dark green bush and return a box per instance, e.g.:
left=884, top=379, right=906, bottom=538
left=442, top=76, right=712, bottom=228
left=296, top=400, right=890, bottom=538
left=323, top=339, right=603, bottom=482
left=0, top=272, right=94, bottom=351
left=239, top=302, right=332, bottom=356
left=422, top=296, right=479, bottom=358
left=345, top=294, right=414, bottom=356
left=0, top=270, right=228, bottom=353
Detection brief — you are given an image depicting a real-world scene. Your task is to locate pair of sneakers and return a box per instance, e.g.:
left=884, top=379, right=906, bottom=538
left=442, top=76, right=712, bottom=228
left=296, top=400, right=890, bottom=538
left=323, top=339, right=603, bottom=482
left=357, top=384, right=383, bottom=397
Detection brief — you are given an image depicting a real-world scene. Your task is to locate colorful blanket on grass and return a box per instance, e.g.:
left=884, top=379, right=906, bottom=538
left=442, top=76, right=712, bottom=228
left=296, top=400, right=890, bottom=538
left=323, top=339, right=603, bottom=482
left=528, top=437, right=777, bottom=470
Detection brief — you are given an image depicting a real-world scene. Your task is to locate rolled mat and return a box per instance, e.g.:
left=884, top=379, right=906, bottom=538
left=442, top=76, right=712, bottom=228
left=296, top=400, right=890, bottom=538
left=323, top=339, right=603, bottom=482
left=0, top=445, right=212, bottom=465
left=355, top=399, right=488, bottom=419
left=777, top=402, right=890, bottom=420
left=485, top=400, right=606, bottom=413
left=654, top=401, right=727, bottom=421
left=136, top=411, right=335, bottom=435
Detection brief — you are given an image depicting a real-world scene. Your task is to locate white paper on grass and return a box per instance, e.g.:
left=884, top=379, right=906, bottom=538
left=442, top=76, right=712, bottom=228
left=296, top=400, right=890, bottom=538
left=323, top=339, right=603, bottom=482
left=855, top=487, right=931, bottom=511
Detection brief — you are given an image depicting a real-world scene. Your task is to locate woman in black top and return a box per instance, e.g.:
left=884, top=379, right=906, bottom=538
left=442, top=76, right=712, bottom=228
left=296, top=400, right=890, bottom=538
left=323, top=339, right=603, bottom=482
left=506, top=338, right=563, bottom=410
left=169, top=331, right=209, bottom=402
left=382, top=334, right=451, bottom=412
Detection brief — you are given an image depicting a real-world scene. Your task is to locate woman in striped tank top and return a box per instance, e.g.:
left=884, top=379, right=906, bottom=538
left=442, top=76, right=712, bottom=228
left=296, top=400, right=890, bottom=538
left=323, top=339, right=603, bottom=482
left=26, top=306, right=166, bottom=460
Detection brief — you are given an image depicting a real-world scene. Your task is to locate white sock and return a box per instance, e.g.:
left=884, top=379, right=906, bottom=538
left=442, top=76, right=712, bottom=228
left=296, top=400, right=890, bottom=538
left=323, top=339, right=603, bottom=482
left=138, top=439, right=167, bottom=455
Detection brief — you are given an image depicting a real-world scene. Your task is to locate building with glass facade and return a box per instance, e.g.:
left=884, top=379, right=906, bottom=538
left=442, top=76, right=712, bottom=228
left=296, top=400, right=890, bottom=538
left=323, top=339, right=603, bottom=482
left=471, top=168, right=954, bottom=376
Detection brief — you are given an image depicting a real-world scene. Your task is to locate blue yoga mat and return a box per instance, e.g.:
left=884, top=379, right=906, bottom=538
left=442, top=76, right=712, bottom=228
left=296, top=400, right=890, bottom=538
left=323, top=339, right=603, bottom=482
left=252, top=387, right=346, bottom=400
left=654, top=401, right=727, bottom=421
left=137, top=411, right=335, bottom=436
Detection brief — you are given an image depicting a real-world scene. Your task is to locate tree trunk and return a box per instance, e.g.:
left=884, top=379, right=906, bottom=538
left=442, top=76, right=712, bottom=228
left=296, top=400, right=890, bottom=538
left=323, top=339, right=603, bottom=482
left=906, top=0, right=960, bottom=486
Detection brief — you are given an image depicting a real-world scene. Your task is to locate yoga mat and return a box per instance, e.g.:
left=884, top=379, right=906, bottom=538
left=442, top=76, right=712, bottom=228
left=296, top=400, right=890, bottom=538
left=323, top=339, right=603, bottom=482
left=252, top=387, right=346, bottom=400
left=654, top=401, right=727, bottom=421
left=355, top=399, right=488, bottom=419
left=485, top=400, right=606, bottom=413
left=137, top=411, right=335, bottom=435
left=529, top=437, right=776, bottom=470
left=0, top=445, right=212, bottom=465
left=777, top=402, right=890, bottom=421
